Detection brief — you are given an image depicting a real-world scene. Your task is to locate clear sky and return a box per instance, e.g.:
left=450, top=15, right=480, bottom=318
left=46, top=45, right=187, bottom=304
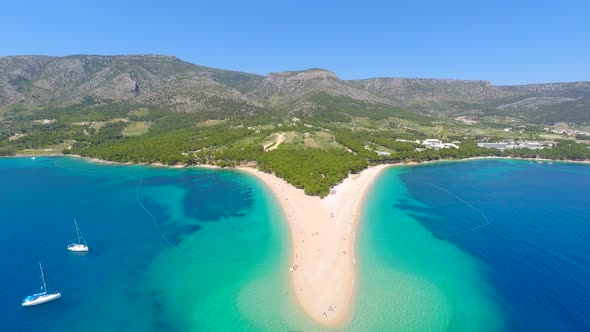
left=1, top=0, right=588, bottom=85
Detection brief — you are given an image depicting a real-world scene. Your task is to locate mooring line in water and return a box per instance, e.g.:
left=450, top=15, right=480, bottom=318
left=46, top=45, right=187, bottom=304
left=134, top=179, right=271, bottom=267
left=379, top=181, right=490, bottom=240
left=53, top=158, right=270, bottom=267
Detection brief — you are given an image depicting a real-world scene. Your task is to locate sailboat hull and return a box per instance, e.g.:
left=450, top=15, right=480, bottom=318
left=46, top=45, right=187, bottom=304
left=21, top=292, right=61, bottom=306
left=69, top=218, right=89, bottom=252
left=67, top=243, right=89, bottom=252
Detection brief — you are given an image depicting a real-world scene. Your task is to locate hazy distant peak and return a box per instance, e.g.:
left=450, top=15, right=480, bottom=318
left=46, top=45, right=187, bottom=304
left=268, top=68, right=337, bottom=80
left=351, top=77, right=493, bottom=86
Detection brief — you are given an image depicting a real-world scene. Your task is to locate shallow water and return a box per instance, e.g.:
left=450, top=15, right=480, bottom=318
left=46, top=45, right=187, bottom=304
left=0, top=157, right=314, bottom=331
left=1, top=157, right=588, bottom=331
left=353, top=160, right=589, bottom=331
left=351, top=165, right=502, bottom=331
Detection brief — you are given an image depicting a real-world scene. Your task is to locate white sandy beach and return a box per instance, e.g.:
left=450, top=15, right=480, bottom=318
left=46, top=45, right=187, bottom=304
left=239, top=165, right=389, bottom=327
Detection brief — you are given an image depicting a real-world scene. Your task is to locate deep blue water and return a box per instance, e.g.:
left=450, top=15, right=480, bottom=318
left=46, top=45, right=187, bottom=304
left=2, top=157, right=589, bottom=331
left=396, top=160, right=590, bottom=331
left=0, top=156, right=301, bottom=331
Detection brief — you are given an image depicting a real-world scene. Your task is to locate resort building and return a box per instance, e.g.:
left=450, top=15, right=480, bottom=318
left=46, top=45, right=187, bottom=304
left=422, top=139, right=442, bottom=148
left=477, top=141, right=550, bottom=150
left=477, top=142, right=509, bottom=149
left=422, top=139, right=459, bottom=150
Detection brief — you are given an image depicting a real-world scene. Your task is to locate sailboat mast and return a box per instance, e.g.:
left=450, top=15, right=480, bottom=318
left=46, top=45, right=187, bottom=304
left=39, top=262, right=47, bottom=294
left=74, top=218, right=82, bottom=244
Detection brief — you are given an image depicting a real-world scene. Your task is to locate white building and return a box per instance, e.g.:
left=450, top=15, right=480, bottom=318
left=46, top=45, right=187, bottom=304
left=422, top=139, right=458, bottom=150
left=478, top=142, right=509, bottom=150
left=478, top=141, right=547, bottom=150
left=522, top=141, right=543, bottom=149
left=422, top=139, right=442, bottom=148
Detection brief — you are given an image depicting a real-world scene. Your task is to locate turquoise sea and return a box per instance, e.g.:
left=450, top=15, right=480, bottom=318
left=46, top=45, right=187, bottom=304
left=354, top=159, right=589, bottom=331
left=0, top=157, right=315, bottom=331
left=1, top=157, right=588, bottom=331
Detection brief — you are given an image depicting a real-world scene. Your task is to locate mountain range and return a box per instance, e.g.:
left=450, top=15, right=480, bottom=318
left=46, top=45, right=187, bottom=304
left=1, top=54, right=589, bottom=124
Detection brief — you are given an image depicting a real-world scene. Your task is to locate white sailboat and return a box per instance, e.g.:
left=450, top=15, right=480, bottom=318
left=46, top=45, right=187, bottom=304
left=21, top=262, right=61, bottom=307
left=67, top=218, right=89, bottom=252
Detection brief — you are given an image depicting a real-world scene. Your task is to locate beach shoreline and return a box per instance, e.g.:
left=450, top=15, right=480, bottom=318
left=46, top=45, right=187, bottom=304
left=3, top=153, right=213, bottom=169
left=239, top=165, right=388, bottom=327
left=376, top=155, right=590, bottom=167
left=4, top=152, right=589, bottom=167
left=2, top=153, right=589, bottom=325
left=236, top=156, right=590, bottom=326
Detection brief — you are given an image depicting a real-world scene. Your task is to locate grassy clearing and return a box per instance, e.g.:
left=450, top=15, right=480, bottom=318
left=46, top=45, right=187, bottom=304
left=540, top=133, right=570, bottom=140
left=89, top=121, right=106, bottom=131
left=311, top=131, right=336, bottom=146
left=315, top=135, right=344, bottom=150
left=315, top=131, right=332, bottom=138
left=283, top=132, right=298, bottom=143
left=198, top=119, right=228, bottom=127
left=90, top=118, right=129, bottom=132
left=234, top=135, right=263, bottom=146
left=128, top=108, right=150, bottom=118
left=18, top=140, right=75, bottom=155
left=123, top=121, right=150, bottom=136
left=304, top=137, right=320, bottom=148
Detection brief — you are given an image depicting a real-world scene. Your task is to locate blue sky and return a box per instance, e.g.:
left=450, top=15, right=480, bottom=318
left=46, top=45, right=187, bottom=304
left=1, top=0, right=588, bottom=84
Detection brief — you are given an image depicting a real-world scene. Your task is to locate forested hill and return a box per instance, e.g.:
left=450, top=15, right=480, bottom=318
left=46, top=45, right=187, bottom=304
left=1, top=55, right=590, bottom=197
left=1, top=54, right=589, bottom=123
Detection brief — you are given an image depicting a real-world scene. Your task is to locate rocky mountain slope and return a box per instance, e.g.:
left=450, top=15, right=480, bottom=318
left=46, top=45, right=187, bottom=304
left=1, top=55, right=588, bottom=123
left=0, top=55, right=263, bottom=114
